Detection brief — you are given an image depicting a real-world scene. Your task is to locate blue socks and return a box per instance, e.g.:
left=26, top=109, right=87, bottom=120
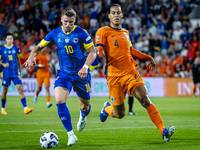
left=81, top=104, right=91, bottom=118
left=56, top=102, right=72, bottom=132
left=21, top=97, right=27, bottom=107
left=1, top=99, right=6, bottom=108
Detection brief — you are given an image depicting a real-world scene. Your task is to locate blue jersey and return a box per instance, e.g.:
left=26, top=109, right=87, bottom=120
left=41, top=25, right=94, bottom=74
left=0, top=44, right=21, bottom=77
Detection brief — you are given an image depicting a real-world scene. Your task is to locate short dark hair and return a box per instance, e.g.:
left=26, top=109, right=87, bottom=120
left=62, top=8, right=76, bottom=17
left=5, top=33, right=14, bottom=38
left=109, top=4, right=121, bottom=13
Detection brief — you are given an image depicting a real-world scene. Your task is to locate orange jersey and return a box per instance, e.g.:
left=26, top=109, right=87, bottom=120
left=95, top=26, right=150, bottom=76
left=35, top=53, right=51, bottom=78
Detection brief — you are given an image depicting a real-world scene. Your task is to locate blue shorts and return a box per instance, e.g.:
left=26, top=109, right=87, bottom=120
left=1, top=75, right=22, bottom=86
left=54, top=70, right=91, bottom=100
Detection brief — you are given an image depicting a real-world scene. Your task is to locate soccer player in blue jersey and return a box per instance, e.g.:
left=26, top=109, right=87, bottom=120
left=24, top=8, right=97, bottom=146
left=0, top=33, right=33, bottom=115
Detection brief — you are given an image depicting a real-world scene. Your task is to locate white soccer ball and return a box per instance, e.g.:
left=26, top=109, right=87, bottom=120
left=40, top=132, right=59, bottom=149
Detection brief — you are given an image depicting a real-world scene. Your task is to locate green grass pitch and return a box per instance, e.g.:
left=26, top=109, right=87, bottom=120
left=0, top=96, right=200, bottom=150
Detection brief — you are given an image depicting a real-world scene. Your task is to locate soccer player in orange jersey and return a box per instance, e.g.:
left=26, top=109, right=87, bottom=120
left=33, top=48, right=52, bottom=108
left=96, top=4, right=175, bottom=142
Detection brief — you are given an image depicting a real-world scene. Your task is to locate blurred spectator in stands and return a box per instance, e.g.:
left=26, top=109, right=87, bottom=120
left=154, top=51, right=162, bottom=64
left=49, top=19, right=58, bottom=30
left=135, top=36, right=143, bottom=52
left=22, top=29, right=31, bottom=42
left=42, top=0, right=50, bottom=12
left=172, top=52, right=183, bottom=66
left=48, top=6, right=57, bottom=22
left=89, top=3, right=99, bottom=28
left=173, top=65, right=181, bottom=78
left=172, top=26, right=184, bottom=53
left=161, top=35, right=169, bottom=56
left=132, top=14, right=142, bottom=34
left=0, top=22, right=7, bottom=40
left=172, top=15, right=182, bottom=30
left=20, top=41, right=30, bottom=64
left=182, top=19, right=191, bottom=31
left=8, top=22, right=18, bottom=34
left=142, top=36, right=149, bottom=54
left=153, top=35, right=161, bottom=55
left=181, top=27, right=191, bottom=45
left=149, top=23, right=157, bottom=36
left=160, top=59, right=167, bottom=77
left=151, top=12, right=170, bottom=36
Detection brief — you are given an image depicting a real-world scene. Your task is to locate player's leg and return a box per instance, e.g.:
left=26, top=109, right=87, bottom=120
left=15, top=84, right=33, bottom=114
left=73, top=74, right=91, bottom=132
left=100, top=76, right=126, bottom=121
left=132, top=85, right=175, bottom=142
left=34, top=77, right=43, bottom=103
left=128, top=94, right=137, bottom=115
left=44, top=77, right=52, bottom=108
left=100, top=98, right=125, bottom=122
left=193, top=83, right=197, bottom=97
left=54, top=86, right=77, bottom=146
left=1, top=86, right=8, bottom=115
left=45, top=85, right=52, bottom=108
left=77, top=97, right=91, bottom=131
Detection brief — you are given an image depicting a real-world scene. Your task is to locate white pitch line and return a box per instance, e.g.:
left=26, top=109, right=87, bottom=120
left=0, top=125, right=200, bottom=133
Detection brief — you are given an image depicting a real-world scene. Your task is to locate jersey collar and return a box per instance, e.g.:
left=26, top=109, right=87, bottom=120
left=108, top=25, right=121, bottom=30
left=62, top=25, right=77, bottom=35
left=4, top=44, right=13, bottom=49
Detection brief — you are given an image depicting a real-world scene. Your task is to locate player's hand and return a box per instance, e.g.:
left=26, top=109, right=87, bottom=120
left=148, top=58, right=156, bottom=70
left=24, top=56, right=36, bottom=68
left=78, top=67, right=88, bottom=79
left=3, top=63, right=9, bottom=68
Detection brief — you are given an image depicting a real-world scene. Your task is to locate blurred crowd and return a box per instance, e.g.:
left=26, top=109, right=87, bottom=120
left=0, top=0, right=200, bottom=78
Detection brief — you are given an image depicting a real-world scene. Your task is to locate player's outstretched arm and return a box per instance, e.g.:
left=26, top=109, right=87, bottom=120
left=24, top=43, right=44, bottom=68
left=130, top=46, right=156, bottom=70
left=78, top=45, right=96, bottom=79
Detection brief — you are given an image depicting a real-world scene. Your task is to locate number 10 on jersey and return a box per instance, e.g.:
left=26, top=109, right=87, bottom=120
left=65, top=45, right=74, bottom=54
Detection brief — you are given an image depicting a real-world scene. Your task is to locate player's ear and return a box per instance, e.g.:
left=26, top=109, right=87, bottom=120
left=61, top=16, right=63, bottom=23
left=108, top=13, right=111, bottom=19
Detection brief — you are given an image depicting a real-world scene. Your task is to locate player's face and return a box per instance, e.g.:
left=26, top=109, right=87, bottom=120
left=6, top=35, right=14, bottom=45
left=109, top=6, right=123, bottom=28
left=61, top=15, right=75, bottom=33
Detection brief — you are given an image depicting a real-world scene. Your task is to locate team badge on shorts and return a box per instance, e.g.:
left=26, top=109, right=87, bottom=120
left=111, top=97, right=115, bottom=103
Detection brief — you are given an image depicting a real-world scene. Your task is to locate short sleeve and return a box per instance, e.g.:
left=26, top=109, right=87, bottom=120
left=16, top=46, right=21, bottom=57
left=41, top=30, right=54, bottom=47
left=95, top=28, right=106, bottom=47
left=81, top=29, right=93, bottom=49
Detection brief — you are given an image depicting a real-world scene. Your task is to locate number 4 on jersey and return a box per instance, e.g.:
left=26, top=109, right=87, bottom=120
left=114, top=40, right=119, bottom=48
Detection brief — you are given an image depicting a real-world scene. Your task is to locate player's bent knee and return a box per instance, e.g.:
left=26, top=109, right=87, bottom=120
left=55, top=98, right=65, bottom=104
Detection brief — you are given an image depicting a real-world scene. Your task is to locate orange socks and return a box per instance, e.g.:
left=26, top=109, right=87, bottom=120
left=36, top=93, right=38, bottom=97
left=46, top=96, right=50, bottom=103
left=147, top=104, right=165, bottom=135
left=105, top=105, right=114, bottom=117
